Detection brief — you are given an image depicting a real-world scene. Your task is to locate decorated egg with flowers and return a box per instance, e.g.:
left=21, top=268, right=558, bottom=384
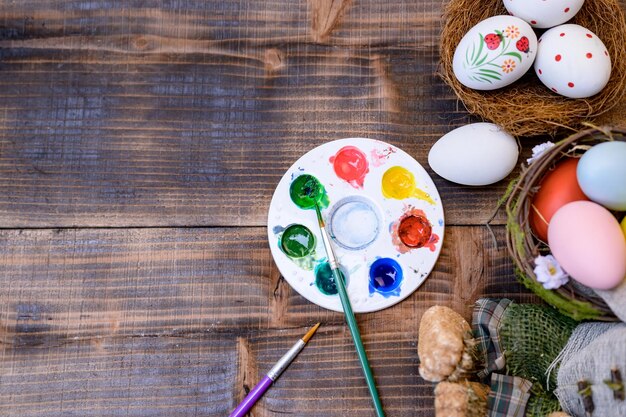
left=453, top=15, right=537, bottom=90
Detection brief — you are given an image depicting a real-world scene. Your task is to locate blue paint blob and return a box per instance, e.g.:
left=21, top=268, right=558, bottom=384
left=368, top=258, right=403, bottom=297
left=272, top=225, right=286, bottom=235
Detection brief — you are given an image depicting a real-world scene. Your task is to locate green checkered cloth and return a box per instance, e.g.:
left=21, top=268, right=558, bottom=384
left=474, top=299, right=535, bottom=417
left=473, top=298, right=511, bottom=379
left=487, top=373, right=533, bottom=417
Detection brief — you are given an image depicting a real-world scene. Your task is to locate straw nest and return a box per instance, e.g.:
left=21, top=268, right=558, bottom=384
left=439, top=0, right=626, bottom=137
left=505, top=125, right=625, bottom=321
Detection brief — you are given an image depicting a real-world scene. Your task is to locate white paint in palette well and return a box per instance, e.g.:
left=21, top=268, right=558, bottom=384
left=329, top=196, right=382, bottom=251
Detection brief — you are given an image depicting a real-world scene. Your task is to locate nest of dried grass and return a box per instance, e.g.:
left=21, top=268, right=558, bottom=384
left=439, top=0, right=626, bottom=137
left=505, top=125, right=626, bottom=321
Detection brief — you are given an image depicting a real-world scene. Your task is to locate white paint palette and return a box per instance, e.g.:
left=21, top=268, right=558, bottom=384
left=267, top=138, right=444, bottom=313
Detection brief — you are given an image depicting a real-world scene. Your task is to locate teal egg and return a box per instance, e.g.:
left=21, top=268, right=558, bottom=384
left=577, top=141, right=626, bottom=211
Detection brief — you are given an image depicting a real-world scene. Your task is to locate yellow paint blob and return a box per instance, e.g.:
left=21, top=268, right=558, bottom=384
left=382, top=166, right=435, bottom=204
left=621, top=216, right=626, bottom=239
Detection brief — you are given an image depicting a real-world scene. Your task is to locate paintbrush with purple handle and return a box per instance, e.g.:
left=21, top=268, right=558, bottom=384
left=229, top=323, right=320, bottom=417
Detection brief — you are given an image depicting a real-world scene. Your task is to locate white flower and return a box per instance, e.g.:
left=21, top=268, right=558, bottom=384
left=526, top=142, right=555, bottom=165
left=534, top=254, right=569, bottom=289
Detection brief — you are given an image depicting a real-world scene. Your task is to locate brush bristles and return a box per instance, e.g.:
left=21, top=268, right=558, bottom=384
left=302, top=323, right=321, bottom=343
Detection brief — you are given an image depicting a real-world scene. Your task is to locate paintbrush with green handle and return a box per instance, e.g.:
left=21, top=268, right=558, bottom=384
left=314, top=202, right=385, bottom=417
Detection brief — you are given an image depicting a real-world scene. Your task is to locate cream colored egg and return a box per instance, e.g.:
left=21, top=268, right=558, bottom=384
left=503, top=0, right=585, bottom=29
left=453, top=15, right=537, bottom=90
left=428, top=123, right=519, bottom=186
left=534, top=24, right=611, bottom=98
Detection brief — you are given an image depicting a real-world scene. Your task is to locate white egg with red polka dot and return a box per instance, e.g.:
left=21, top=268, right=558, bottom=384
left=503, top=0, right=585, bottom=29
left=534, top=24, right=611, bottom=99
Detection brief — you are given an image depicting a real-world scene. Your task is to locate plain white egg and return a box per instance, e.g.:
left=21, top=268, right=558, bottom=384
left=428, top=123, right=519, bottom=186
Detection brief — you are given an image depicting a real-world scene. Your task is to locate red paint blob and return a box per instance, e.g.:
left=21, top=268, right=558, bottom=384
left=538, top=69, right=543, bottom=75
left=329, top=146, right=369, bottom=188
left=552, top=87, right=558, bottom=92
left=398, top=215, right=432, bottom=248
left=568, top=82, right=575, bottom=88
left=555, top=54, right=562, bottom=62
left=605, top=50, right=609, bottom=56
left=560, top=33, right=565, bottom=37
left=531, top=20, right=537, bottom=24
left=586, top=53, right=593, bottom=59
left=586, top=34, right=593, bottom=38
left=564, top=7, right=570, bottom=12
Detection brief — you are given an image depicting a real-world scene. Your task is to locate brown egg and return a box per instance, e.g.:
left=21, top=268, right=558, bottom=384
left=530, top=158, right=589, bottom=242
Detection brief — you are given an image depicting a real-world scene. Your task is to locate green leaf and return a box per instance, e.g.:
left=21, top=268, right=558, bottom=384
left=479, top=68, right=500, bottom=75
left=477, top=71, right=500, bottom=80
left=478, top=76, right=493, bottom=84
left=475, top=53, right=488, bottom=66
left=469, top=42, right=476, bottom=63
left=504, top=51, right=522, bottom=61
left=473, top=34, right=485, bottom=65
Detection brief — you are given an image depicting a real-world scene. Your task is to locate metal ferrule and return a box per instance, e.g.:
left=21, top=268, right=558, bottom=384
left=267, top=339, right=306, bottom=381
left=319, top=228, right=338, bottom=269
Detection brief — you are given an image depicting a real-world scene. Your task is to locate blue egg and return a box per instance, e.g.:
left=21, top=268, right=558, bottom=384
left=577, top=141, right=626, bottom=211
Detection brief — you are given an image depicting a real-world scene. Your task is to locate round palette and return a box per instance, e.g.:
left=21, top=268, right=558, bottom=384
left=267, top=138, right=444, bottom=313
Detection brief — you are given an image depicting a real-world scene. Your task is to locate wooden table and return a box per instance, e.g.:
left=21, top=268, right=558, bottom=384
left=1, top=1, right=625, bottom=416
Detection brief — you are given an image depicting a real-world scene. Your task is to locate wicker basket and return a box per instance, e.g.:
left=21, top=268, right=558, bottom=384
left=439, top=0, right=626, bottom=137
left=505, top=125, right=626, bottom=321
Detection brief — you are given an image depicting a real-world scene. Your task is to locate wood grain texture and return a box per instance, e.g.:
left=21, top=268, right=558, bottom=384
left=0, top=227, right=531, bottom=343
left=0, top=226, right=534, bottom=416
left=0, top=0, right=546, bottom=228
left=2, top=1, right=622, bottom=416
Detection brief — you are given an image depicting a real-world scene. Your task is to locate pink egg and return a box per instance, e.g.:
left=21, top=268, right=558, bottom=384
left=548, top=201, right=626, bottom=290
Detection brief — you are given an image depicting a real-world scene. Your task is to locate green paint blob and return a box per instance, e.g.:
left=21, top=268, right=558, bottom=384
left=280, top=224, right=316, bottom=258
left=315, top=261, right=346, bottom=296
left=289, top=174, right=330, bottom=210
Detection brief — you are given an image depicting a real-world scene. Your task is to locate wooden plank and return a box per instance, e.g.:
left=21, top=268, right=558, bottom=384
left=0, top=0, right=549, bottom=228
left=0, top=334, right=238, bottom=417
left=0, top=1, right=437, bottom=47
left=0, top=328, right=425, bottom=417
left=0, top=226, right=536, bottom=416
left=0, top=226, right=534, bottom=343
left=0, top=43, right=539, bottom=228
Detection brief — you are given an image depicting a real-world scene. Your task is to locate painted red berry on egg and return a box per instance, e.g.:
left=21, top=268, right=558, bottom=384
left=484, top=33, right=501, bottom=50
left=516, top=36, right=530, bottom=53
